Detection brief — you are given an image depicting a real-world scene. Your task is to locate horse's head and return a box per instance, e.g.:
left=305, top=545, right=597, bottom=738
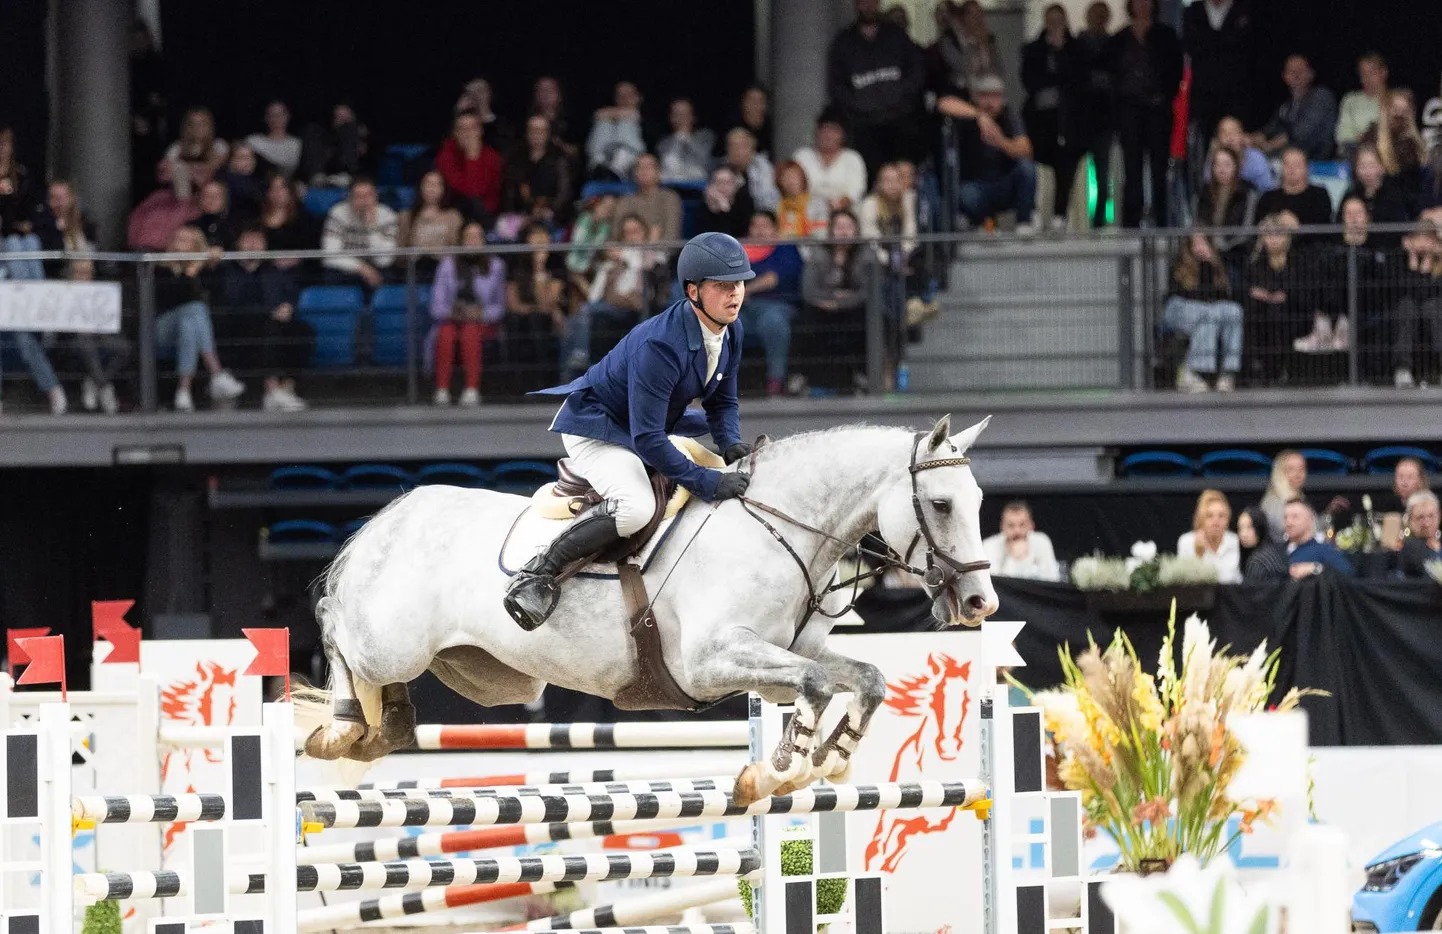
left=878, top=414, right=998, bottom=628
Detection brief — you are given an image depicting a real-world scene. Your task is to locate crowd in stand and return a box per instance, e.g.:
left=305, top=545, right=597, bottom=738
left=985, top=454, right=1441, bottom=583
left=5, top=3, right=1442, bottom=414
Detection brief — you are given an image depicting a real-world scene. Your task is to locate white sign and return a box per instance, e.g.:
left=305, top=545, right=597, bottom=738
left=0, top=280, right=121, bottom=333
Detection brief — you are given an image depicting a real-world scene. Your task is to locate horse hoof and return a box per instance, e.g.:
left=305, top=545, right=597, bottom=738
left=303, top=721, right=364, bottom=760
left=733, top=764, right=763, bottom=807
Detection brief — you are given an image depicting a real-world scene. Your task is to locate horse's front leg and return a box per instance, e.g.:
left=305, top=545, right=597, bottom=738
left=808, top=649, right=887, bottom=783
left=685, top=630, right=832, bottom=807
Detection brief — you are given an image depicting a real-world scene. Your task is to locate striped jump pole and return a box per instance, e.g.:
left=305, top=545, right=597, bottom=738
left=359, top=761, right=742, bottom=789
left=75, top=849, right=760, bottom=900
left=295, top=881, right=571, bottom=934
left=414, top=721, right=748, bottom=750
left=297, top=776, right=731, bottom=804
left=515, top=876, right=743, bottom=931
left=72, top=793, right=227, bottom=824
left=298, top=815, right=738, bottom=864
left=509, top=927, right=755, bottom=934
left=300, top=779, right=986, bottom=830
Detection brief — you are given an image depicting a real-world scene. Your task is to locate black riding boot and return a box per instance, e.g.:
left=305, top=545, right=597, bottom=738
left=504, top=506, right=623, bottom=631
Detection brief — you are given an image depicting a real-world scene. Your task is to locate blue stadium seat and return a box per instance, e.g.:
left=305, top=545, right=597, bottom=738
left=370, top=284, right=430, bottom=367
left=266, top=520, right=339, bottom=543
left=297, top=286, right=365, bottom=367
left=1362, top=446, right=1440, bottom=475
left=579, top=180, right=636, bottom=200
left=1119, top=451, right=1197, bottom=478
left=267, top=466, right=342, bottom=491
left=680, top=199, right=700, bottom=239
left=417, top=463, right=491, bottom=488
left=491, top=460, right=559, bottom=494
left=378, top=144, right=433, bottom=187
left=1298, top=448, right=1352, bottom=476
left=1198, top=449, right=1273, bottom=477
left=380, top=185, right=417, bottom=212
left=303, top=187, right=347, bottom=218
left=340, top=464, right=415, bottom=490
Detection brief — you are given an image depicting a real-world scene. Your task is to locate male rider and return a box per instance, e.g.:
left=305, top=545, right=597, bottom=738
left=503, top=231, right=757, bottom=630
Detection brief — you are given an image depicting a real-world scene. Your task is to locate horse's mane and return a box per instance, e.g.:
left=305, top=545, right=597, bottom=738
left=883, top=653, right=970, bottom=717
left=750, top=423, right=917, bottom=472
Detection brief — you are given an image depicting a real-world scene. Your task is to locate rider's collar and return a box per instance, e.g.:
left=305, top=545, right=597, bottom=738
left=682, top=299, right=703, bottom=351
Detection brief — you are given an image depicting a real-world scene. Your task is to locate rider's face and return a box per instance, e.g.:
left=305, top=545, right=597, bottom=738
left=691, top=279, right=745, bottom=327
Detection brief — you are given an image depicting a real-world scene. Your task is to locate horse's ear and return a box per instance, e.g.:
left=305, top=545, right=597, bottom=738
left=927, top=415, right=952, bottom=451
left=950, top=415, right=992, bottom=454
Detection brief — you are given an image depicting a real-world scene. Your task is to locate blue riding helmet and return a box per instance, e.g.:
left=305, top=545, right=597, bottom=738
left=676, top=232, right=756, bottom=288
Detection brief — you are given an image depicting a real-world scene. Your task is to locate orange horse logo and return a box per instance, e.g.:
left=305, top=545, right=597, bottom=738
left=863, top=654, right=971, bottom=874
left=159, top=661, right=239, bottom=849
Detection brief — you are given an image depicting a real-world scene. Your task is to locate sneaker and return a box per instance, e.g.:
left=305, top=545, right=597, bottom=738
left=1395, top=367, right=1416, bottom=388
left=1049, top=216, right=1069, bottom=234
left=786, top=373, right=808, bottom=396
left=1331, top=316, right=1351, bottom=351
left=81, top=378, right=99, bottom=412
left=458, top=387, right=480, bottom=407
left=263, top=385, right=309, bottom=412
left=99, top=383, right=119, bottom=415
left=174, top=387, right=194, bottom=412
left=433, top=388, right=452, bottom=406
left=1176, top=367, right=1209, bottom=393
left=1215, top=373, right=1236, bottom=393
left=208, top=370, right=245, bottom=401
left=1292, top=331, right=1331, bottom=353
left=48, top=386, right=67, bottom=415
left=1014, top=220, right=1038, bottom=237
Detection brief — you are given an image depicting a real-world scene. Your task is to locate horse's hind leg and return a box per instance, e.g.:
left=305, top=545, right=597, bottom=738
left=302, top=638, right=369, bottom=760
left=346, top=683, right=418, bottom=762
left=809, top=650, right=887, bottom=782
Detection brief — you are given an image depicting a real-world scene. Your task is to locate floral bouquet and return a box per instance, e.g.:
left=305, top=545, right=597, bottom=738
left=1024, top=605, right=1325, bottom=873
left=1071, top=541, right=1217, bottom=593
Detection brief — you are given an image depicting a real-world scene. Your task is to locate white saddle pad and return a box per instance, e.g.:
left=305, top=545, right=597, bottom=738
left=498, top=501, right=692, bottom=580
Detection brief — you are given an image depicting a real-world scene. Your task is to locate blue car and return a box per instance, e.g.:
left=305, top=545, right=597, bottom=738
left=1353, top=823, right=1442, bottom=931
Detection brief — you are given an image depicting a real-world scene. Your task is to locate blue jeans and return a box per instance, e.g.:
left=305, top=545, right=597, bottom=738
left=0, top=331, right=59, bottom=393
left=1163, top=297, right=1243, bottom=374
left=155, top=300, right=216, bottom=377
left=958, top=160, right=1038, bottom=225
left=3, top=233, right=44, bottom=281
left=740, top=298, right=794, bottom=383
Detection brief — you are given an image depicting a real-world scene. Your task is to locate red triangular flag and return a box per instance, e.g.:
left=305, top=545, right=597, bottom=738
left=15, top=635, right=66, bottom=698
left=92, top=600, right=136, bottom=641
left=243, top=628, right=291, bottom=700
left=7, top=627, right=51, bottom=678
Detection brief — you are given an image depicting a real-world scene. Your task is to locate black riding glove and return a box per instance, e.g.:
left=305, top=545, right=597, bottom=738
left=723, top=442, right=753, bottom=465
left=713, top=471, right=751, bottom=501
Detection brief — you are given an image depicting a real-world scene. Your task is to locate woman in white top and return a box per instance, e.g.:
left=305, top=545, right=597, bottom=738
left=246, top=101, right=302, bottom=179
left=1177, top=489, right=1242, bottom=583
left=1258, top=449, right=1305, bottom=544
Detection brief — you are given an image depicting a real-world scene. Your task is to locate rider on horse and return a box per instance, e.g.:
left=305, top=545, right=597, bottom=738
left=503, top=231, right=758, bottom=630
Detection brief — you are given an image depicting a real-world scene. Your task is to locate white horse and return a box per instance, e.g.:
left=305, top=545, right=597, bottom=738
left=295, top=415, right=999, bottom=803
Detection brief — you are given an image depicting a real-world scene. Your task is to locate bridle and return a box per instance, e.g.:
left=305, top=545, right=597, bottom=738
left=735, top=431, right=992, bottom=639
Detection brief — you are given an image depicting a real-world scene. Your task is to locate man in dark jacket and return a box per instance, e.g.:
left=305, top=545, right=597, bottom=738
left=505, top=232, right=756, bottom=630
left=1182, top=0, right=1255, bottom=143
left=828, top=0, right=926, bottom=179
left=1106, top=0, right=1184, bottom=227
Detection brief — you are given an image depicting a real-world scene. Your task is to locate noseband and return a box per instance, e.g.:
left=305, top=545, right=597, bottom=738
left=905, top=431, right=993, bottom=590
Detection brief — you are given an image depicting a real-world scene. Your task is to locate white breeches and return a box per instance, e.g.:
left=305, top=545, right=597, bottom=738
left=562, top=434, right=658, bottom=537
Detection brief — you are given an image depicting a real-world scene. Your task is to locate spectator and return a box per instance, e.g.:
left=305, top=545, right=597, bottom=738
left=927, top=1, right=1001, bottom=100
left=1075, top=1, right=1115, bottom=227
left=586, top=81, right=649, bottom=182
left=506, top=223, right=566, bottom=381
left=1259, top=448, right=1307, bottom=542
left=792, top=111, right=868, bottom=212
left=724, top=127, right=780, bottom=212
left=1381, top=456, right=1431, bottom=513
left=1177, top=489, right=1242, bottom=583
left=1397, top=491, right=1441, bottom=576
left=1183, top=0, right=1255, bottom=144
left=215, top=226, right=314, bottom=412
left=1332, top=196, right=1399, bottom=383
left=502, top=115, right=574, bottom=229
left=221, top=142, right=264, bottom=218
left=656, top=98, right=715, bottom=185
left=61, top=259, right=128, bottom=415
left=127, top=159, right=202, bottom=251
left=1163, top=233, right=1243, bottom=392
left=455, top=78, right=516, bottom=155
left=1392, top=217, right=1442, bottom=388
left=0, top=330, right=65, bottom=415
left=859, top=162, right=919, bottom=373
left=1106, top=0, right=1183, bottom=228
left=0, top=127, right=38, bottom=237
left=35, top=179, right=98, bottom=278
left=827, top=0, right=926, bottom=176
left=1209, top=116, right=1274, bottom=191
left=1021, top=5, right=1084, bottom=232
left=981, top=501, right=1060, bottom=580
left=1251, top=54, right=1337, bottom=160
left=258, top=174, right=319, bottom=258
left=1336, top=52, right=1389, bottom=155
left=437, top=111, right=504, bottom=223
left=1193, top=146, right=1257, bottom=269
left=558, top=213, right=657, bottom=381
left=530, top=76, right=575, bottom=150
left=775, top=160, right=829, bottom=239
left=742, top=210, right=803, bottom=395
left=245, top=101, right=302, bottom=179
left=299, top=102, right=369, bottom=188
left=1245, top=210, right=1331, bottom=380
left=939, top=74, right=1037, bottom=232
left=321, top=177, right=398, bottom=290
left=194, top=180, right=236, bottom=249
left=615, top=153, right=682, bottom=243
left=1254, top=148, right=1333, bottom=227
left=695, top=166, right=755, bottom=239
left=798, top=209, right=875, bottom=393
left=565, top=193, right=618, bottom=286
left=1280, top=498, right=1354, bottom=577
left=153, top=225, right=245, bottom=411
left=731, top=86, right=774, bottom=158
left=1361, top=88, right=1428, bottom=207
left=1340, top=143, right=1411, bottom=226
left=398, top=170, right=463, bottom=277
left=1236, top=505, right=1279, bottom=578
left=430, top=221, right=506, bottom=407
left=165, top=107, right=229, bottom=199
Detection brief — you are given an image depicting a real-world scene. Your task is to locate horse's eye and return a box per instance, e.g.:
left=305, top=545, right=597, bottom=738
left=930, top=499, right=952, bottom=514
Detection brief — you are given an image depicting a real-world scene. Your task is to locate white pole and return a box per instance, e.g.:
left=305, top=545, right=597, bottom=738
left=40, top=703, right=76, bottom=934
left=264, top=702, right=299, bottom=934
left=749, top=695, right=788, bottom=934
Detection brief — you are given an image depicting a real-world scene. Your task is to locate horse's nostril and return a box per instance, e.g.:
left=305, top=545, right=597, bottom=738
left=966, top=594, right=987, bottom=611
